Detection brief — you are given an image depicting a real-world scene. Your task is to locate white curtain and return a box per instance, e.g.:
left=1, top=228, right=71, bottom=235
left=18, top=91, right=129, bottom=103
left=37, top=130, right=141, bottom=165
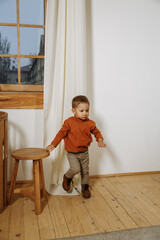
left=43, top=0, right=87, bottom=195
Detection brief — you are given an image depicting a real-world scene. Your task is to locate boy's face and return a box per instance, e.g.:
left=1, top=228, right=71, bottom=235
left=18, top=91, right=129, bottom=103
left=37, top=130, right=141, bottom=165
left=72, top=103, right=89, bottom=120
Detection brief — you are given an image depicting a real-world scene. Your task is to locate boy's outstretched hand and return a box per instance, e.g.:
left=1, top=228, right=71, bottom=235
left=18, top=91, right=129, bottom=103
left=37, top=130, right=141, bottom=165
left=46, top=144, right=55, bottom=152
left=98, top=138, right=106, bottom=148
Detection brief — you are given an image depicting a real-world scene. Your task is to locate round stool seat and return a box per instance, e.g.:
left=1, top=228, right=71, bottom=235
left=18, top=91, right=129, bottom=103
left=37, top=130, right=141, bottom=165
left=11, top=148, right=50, bottom=160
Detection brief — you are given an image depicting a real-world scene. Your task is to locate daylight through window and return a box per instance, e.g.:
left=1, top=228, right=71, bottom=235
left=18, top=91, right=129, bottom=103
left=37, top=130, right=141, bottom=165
left=0, top=0, right=46, bottom=92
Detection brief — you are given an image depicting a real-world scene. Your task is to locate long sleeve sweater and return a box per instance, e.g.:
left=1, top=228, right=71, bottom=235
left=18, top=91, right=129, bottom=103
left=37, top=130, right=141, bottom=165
left=51, top=116, right=103, bottom=153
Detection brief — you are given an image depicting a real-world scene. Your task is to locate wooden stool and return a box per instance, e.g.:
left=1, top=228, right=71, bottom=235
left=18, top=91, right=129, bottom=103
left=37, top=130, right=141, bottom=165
left=8, top=148, right=50, bottom=215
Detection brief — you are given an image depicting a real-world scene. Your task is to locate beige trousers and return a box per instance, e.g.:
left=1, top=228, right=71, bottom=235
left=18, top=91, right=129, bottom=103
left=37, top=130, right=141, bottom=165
left=65, top=150, right=89, bottom=185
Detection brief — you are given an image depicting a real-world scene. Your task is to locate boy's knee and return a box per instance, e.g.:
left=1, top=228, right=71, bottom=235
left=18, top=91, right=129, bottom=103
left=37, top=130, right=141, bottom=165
left=71, top=166, right=80, bottom=175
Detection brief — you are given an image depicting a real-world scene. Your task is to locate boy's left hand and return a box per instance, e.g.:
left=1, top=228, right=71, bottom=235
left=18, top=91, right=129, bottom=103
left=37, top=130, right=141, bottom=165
left=98, top=138, right=106, bottom=148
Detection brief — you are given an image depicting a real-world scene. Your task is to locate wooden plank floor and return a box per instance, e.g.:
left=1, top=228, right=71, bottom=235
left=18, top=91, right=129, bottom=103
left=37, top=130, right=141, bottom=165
left=1, top=173, right=160, bottom=240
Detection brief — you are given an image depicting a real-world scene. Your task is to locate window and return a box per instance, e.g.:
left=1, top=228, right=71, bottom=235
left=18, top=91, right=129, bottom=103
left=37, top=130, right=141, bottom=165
left=0, top=0, right=47, bottom=109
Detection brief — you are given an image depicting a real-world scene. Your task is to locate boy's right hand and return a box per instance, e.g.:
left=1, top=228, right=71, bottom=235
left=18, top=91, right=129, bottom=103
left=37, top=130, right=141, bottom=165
left=46, top=144, right=55, bottom=152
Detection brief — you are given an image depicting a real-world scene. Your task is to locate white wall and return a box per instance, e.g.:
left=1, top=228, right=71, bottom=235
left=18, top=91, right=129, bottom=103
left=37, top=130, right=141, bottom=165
left=2, top=0, right=160, bottom=181
left=88, top=0, right=160, bottom=175
left=2, top=109, right=44, bottom=180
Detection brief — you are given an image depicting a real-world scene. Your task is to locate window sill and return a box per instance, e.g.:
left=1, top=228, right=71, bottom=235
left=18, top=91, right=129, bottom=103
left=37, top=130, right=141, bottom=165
left=0, top=84, right=43, bottom=92
left=0, top=92, right=43, bottom=109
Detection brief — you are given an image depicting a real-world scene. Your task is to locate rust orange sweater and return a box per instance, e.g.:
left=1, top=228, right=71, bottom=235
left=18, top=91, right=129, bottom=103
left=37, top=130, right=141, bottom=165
left=51, top=116, right=103, bottom=153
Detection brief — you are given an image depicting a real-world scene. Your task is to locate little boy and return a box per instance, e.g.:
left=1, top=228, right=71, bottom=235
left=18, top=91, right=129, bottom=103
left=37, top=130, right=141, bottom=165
left=46, top=95, right=106, bottom=198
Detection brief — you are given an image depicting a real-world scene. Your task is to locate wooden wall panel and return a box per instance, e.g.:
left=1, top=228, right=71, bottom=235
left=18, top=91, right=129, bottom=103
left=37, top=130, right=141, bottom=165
left=0, top=112, right=8, bottom=211
left=0, top=93, right=43, bottom=109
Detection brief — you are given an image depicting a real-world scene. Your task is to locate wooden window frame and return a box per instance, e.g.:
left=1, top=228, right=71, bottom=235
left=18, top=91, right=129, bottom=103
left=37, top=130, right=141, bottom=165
left=0, top=0, right=47, bottom=109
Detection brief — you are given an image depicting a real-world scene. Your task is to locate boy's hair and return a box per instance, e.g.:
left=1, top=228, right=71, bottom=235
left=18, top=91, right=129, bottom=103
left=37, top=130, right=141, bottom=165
left=72, top=95, right=90, bottom=108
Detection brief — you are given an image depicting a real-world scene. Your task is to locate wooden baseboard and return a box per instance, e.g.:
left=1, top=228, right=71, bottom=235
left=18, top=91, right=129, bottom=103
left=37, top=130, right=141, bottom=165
left=7, top=171, right=160, bottom=185
left=90, top=170, right=160, bottom=178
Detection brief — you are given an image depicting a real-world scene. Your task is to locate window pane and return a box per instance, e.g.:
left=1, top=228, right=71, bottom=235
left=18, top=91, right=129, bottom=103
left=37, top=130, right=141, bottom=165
left=20, top=28, right=44, bottom=55
left=0, top=57, right=18, bottom=84
left=0, top=26, right=17, bottom=54
left=0, top=0, right=17, bottom=23
left=21, top=58, right=44, bottom=85
left=19, top=0, right=44, bottom=25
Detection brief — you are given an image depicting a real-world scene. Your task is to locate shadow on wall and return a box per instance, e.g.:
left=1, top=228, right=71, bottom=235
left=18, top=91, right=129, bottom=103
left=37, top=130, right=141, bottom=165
left=89, top=117, right=122, bottom=176
left=8, top=121, right=30, bottom=181
left=86, top=0, right=121, bottom=175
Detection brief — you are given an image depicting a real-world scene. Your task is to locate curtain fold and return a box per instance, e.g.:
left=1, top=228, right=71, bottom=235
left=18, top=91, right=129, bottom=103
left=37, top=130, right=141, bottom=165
left=43, top=0, right=87, bottom=195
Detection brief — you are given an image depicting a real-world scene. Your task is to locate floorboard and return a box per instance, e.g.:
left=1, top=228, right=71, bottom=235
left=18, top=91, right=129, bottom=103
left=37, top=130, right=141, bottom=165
left=1, top=173, right=160, bottom=240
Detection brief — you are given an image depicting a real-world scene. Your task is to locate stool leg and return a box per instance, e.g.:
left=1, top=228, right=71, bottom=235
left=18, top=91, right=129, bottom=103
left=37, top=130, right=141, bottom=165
left=33, top=160, right=41, bottom=215
left=8, top=159, right=19, bottom=204
left=39, top=159, right=46, bottom=198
